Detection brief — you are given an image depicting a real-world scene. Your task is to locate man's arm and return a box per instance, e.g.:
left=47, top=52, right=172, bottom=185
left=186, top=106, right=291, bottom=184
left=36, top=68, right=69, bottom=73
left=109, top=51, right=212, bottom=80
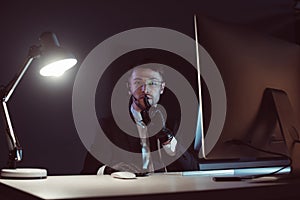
left=81, top=151, right=105, bottom=175
left=166, top=143, right=200, bottom=172
left=156, top=126, right=200, bottom=171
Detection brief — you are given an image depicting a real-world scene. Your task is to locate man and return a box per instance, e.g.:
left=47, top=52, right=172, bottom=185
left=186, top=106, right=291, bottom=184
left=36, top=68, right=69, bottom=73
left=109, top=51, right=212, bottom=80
left=81, top=65, right=199, bottom=175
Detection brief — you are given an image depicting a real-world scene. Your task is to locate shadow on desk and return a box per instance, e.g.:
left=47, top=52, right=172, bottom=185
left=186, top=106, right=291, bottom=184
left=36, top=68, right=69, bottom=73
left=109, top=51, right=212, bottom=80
left=0, top=183, right=40, bottom=200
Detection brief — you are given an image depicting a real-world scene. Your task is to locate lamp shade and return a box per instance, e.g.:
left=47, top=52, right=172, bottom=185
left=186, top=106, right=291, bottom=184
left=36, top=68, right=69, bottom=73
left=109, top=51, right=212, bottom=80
left=38, top=32, right=77, bottom=77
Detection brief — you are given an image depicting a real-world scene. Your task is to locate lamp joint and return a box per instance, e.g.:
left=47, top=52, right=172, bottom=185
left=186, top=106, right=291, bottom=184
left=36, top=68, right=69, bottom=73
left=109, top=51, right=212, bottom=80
left=28, top=45, right=41, bottom=58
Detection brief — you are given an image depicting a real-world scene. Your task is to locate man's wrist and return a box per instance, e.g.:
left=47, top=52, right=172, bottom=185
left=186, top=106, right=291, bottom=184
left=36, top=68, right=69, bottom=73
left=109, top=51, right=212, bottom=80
left=97, top=165, right=106, bottom=175
left=97, top=165, right=120, bottom=175
left=163, top=137, right=177, bottom=156
left=162, top=138, right=172, bottom=145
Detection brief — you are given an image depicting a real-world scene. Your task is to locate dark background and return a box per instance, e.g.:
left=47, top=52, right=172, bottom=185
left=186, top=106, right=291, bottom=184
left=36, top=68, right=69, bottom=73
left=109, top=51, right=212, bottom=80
left=0, top=0, right=298, bottom=175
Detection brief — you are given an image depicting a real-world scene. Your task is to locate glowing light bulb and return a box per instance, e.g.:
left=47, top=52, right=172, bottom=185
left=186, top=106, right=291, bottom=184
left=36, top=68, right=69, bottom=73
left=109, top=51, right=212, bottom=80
left=40, top=58, right=77, bottom=77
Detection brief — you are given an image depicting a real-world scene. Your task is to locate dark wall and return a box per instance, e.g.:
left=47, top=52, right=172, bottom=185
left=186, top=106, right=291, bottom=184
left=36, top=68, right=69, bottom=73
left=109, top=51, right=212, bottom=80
left=0, top=0, right=297, bottom=175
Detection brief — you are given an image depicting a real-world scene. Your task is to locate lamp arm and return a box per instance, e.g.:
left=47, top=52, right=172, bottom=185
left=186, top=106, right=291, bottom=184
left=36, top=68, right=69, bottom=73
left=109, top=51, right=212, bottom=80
left=4, top=45, right=40, bottom=101
left=0, top=46, right=40, bottom=168
left=4, top=57, right=34, bottom=102
left=0, top=101, right=22, bottom=168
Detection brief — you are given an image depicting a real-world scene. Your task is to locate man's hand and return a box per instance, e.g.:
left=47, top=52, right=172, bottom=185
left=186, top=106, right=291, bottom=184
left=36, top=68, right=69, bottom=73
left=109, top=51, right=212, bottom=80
left=104, top=162, right=144, bottom=175
left=131, top=95, right=152, bottom=125
left=132, top=94, right=152, bottom=112
left=156, top=127, right=174, bottom=145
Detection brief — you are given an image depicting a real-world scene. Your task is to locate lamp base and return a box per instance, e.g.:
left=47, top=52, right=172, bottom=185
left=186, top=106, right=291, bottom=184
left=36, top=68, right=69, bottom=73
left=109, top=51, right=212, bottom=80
left=0, top=168, right=47, bottom=179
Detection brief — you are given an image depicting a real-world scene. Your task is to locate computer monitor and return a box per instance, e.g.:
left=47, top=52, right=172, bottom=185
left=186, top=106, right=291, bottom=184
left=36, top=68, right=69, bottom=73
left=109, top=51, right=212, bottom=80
left=195, top=16, right=300, bottom=173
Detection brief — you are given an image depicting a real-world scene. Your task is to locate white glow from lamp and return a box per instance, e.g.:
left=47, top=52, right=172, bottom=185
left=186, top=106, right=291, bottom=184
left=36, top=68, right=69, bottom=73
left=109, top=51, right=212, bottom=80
left=40, top=58, right=77, bottom=77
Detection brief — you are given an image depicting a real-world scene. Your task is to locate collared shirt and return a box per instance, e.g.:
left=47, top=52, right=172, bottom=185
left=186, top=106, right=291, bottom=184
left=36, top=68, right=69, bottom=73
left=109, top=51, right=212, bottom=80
left=130, top=106, right=177, bottom=171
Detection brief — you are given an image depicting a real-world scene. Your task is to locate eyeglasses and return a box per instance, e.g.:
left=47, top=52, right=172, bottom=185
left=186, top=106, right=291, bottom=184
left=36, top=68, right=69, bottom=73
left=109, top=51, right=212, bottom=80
left=131, top=80, right=163, bottom=89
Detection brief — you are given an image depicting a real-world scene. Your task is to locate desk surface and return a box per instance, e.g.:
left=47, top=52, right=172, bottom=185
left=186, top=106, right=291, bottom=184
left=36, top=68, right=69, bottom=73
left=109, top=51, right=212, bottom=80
left=1, top=174, right=300, bottom=200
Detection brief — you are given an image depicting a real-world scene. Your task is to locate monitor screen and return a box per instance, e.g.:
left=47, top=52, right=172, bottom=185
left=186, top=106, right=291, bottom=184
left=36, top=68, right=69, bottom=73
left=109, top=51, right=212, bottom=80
left=195, top=16, right=300, bottom=170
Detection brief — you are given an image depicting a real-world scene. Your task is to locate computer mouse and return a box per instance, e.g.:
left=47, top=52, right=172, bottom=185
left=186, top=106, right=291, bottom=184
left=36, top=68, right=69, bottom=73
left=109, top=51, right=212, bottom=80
left=111, top=171, right=137, bottom=179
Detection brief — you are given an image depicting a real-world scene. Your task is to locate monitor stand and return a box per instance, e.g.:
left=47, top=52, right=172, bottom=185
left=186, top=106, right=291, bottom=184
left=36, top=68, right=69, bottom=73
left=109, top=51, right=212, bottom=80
left=263, top=88, right=300, bottom=178
left=213, top=88, right=300, bottom=182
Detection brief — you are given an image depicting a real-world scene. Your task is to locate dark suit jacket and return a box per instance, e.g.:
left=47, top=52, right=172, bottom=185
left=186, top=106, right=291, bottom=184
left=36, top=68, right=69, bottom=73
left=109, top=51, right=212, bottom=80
left=81, top=115, right=200, bottom=174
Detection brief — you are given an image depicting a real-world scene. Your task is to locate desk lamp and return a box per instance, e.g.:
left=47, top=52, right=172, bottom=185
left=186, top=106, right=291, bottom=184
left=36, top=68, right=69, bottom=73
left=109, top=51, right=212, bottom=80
left=0, top=32, right=77, bottom=179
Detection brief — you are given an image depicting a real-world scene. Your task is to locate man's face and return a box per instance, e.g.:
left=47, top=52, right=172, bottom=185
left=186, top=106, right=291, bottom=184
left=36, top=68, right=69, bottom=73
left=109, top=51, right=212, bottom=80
left=129, top=68, right=165, bottom=108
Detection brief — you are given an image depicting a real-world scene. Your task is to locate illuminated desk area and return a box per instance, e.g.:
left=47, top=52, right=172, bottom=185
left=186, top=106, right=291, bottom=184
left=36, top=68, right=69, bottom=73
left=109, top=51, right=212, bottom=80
left=1, top=173, right=300, bottom=200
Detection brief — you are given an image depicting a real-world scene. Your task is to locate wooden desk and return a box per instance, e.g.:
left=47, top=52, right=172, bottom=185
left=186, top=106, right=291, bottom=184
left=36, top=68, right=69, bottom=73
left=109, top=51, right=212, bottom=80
left=1, top=174, right=300, bottom=200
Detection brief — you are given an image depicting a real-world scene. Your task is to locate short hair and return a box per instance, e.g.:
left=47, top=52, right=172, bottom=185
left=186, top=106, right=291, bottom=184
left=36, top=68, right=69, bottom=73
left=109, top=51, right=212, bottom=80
left=128, top=64, right=164, bottom=81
